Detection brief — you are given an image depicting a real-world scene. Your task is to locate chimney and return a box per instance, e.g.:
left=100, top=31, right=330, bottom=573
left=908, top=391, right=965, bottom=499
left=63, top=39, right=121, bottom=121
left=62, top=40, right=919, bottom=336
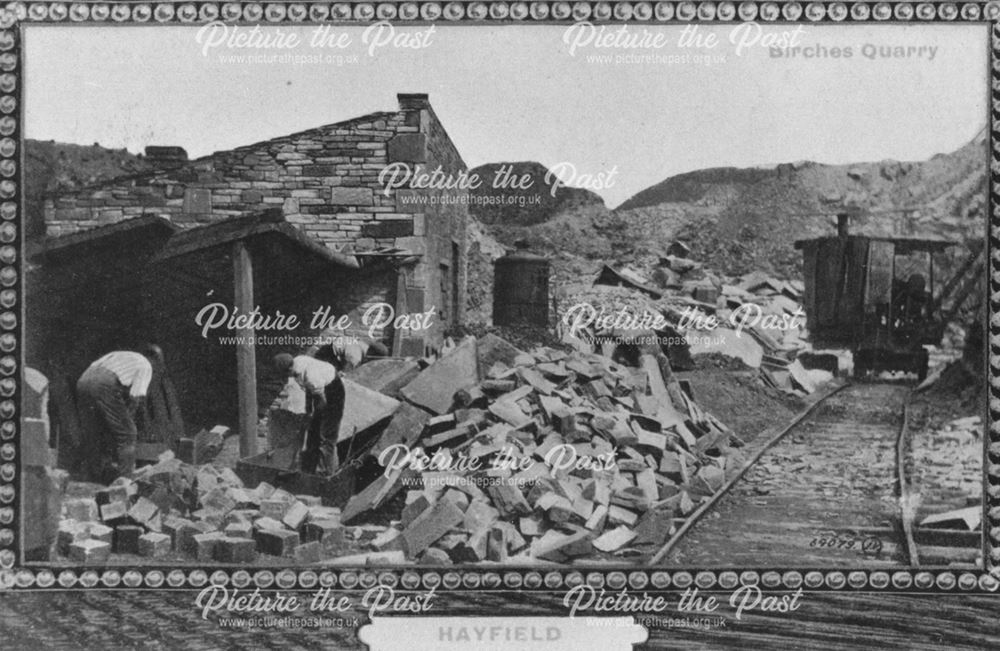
left=397, top=93, right=430, bottom=111
left=836, top=213, right=850, bottom=238
left=144, top=146, right=188, bottom=170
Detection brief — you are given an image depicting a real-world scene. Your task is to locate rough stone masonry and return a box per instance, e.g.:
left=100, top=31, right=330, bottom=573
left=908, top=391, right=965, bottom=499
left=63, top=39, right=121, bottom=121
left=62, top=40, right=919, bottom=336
left=43, top=93, right=469, bottom=348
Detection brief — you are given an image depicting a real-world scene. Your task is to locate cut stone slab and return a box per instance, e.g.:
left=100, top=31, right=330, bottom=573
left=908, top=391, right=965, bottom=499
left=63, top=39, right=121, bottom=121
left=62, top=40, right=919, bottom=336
left=401, top=494, right=432, bottom=528
left=127, top=497, right=160, bottom=527
left=340, top=377, right=401, bottom=440
left=593, top=525, right=637, bottom=552
left=586, top=504, right=609, bottom=531
left=65, top=498, right=99, bottom=522
left=295, top=494, right=323, bottom=508
left=23, top=367, right=49, bottom=420
left=419, top=547, right=452, bottom=565
left=224, top=522, right=253, bottom=539
left=346, top=359, right=421, bottom=397
left=371, top=527, right=403, bottom=551
left=401, top=499, right=464, bottom=557
left=201, top=487, right=238, bottom=515
left=304, top=519, right=346, bottom=551
left=307, top=505, right=342, bottom=522
left=88, top=523, right=114, bottom=545
left=487, top=526, right=508, bottom=562
left=607, top=505, right=640, bottom=527
left=920, top=506, right=981, bottom=531
left=57, top=521, right=89, bottom=556
left=530, top=529, right=592, bottom=561
left=633, top=509, right=673, bottom=546
left=439, top=489, right=470, bottom=512
left=255, top=482, right=277, bottom=500
left=256, top=528, right=300, bottom=557
left=162, top=517, right=193, bottom=547
left=400, top=337, right=479, bottom=414
left=476, top=334, right=526, bottom=376
left=486, top=483, right=532, bottom=518
left=69, top=539, right=111, bottom=564
left=282, top=501, right=310, bottom=530
left=463, top=499, right=499, bottom=532
left=488, top=400, right=532, bottom=428
left=177, top=521, right=216, bottom=556
left=253, top=517, right=286, bottom=531
left=341, top=471, right=406, bottom=524
left=225, top=510, right=254, bottom=528
left=518, top=367, right=556, bottom=395
left=214, top=537, right=258, bottom=563
left=99, top=501, right=128, bottom=524
left=260, top=498, right=291, bottom=521
left=138, top=532, right=171, bottom=558
left=112, top=525, right=143, bottom=555
left=95, top=485, right=130, bottom=507
left=294, top=540, right=323, bottom=564
left=688, top=327, right=763, bottom=368
left=536, top=492, right=575, bottom=523
left=193, top=532, right=225, bottom=561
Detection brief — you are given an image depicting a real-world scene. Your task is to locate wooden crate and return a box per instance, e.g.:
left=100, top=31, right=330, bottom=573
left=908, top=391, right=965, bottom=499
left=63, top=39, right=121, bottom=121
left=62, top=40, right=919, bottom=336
left=235, top=444, right=357, bottom=508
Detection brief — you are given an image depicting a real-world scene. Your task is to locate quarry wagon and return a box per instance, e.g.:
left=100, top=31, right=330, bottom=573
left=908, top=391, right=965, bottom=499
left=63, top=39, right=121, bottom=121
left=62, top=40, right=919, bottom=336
left=794, top=213, right=976, bottom=380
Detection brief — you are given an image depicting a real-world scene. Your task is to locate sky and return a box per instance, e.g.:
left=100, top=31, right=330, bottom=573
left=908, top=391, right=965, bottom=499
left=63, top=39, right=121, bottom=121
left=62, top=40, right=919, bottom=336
left=24, top=22, right=988, bottom=207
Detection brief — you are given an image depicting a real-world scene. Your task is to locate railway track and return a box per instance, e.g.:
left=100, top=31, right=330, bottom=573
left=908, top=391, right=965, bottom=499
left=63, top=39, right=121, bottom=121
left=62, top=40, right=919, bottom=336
left=651, top=381, right=978, bottom=568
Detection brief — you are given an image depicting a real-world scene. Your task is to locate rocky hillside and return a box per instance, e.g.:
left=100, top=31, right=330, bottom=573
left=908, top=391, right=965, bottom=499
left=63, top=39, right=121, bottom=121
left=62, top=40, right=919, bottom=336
left=25, top=139, right=153, bottom=238
left=464, top=128, right=987, bottom=327
left=611, top=127, right=988, bottom=277
left=617, top=166, right=777, bottom=212
left=467, top=161, right=605, bottom=227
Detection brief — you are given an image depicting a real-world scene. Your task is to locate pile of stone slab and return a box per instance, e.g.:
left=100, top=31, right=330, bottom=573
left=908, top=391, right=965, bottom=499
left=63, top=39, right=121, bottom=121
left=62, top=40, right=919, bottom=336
left=586, top=262, right=833, bottom=396
left=57, top=455, right=349, bottom=565
left=55, top=331, right=747, bottom=566
left=336, top=333, right=746, bottom=565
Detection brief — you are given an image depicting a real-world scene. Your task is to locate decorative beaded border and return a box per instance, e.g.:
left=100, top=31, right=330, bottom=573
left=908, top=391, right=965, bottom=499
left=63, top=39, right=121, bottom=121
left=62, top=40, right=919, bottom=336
left=0, top=1, right=997, bottom=597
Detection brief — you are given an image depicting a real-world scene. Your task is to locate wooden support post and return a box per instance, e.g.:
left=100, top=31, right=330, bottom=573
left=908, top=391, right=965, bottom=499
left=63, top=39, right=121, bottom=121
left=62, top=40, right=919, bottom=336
left=391, top=266, right=408, bottom=357
left=233, top=241, right=258, bottom=458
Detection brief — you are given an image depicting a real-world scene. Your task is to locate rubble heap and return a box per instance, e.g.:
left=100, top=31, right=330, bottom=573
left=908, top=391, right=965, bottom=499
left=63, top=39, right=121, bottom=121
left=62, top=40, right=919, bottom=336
left=55, top=330, right=749, bottom=567
left=337, top=333, right=746, bottom=565
left=57, top=456, right=351, bottom=564
left=579, top=259, right=836, bottom=395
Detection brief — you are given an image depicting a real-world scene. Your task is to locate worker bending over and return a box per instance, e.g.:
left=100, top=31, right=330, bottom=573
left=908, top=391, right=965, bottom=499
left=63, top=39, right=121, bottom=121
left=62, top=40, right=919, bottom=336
left=76, top=350, right=153, bottom=483
left=273, top=352, right=345, bottom=477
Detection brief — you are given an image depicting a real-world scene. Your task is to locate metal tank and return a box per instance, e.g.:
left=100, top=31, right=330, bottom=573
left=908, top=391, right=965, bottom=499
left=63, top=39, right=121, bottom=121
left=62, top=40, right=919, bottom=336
left=492, top=247, right=550, bottom=327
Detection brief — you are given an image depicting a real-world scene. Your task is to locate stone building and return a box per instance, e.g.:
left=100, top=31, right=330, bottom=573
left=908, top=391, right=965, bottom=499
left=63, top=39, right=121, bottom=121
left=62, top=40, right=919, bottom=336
left=30, top=94, right=470, bottom=449
left=42, top=93, right=469, bottom=352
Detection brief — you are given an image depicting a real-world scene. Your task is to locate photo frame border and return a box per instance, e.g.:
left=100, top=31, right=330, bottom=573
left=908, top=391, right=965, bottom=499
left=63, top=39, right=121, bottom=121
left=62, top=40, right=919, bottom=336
left=2, top=0, right=998, bottom=597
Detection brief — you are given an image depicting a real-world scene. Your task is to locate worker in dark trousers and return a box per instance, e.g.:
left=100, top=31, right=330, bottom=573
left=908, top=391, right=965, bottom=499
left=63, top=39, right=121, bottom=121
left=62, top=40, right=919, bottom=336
left=75, top=350, right=153, bottom=484
left=273, top=353, right=345, bottom=477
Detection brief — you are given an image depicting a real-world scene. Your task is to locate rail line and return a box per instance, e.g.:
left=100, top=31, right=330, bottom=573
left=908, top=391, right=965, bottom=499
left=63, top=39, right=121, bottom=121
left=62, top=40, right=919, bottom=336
left=650, top=381, right=940, bottom=567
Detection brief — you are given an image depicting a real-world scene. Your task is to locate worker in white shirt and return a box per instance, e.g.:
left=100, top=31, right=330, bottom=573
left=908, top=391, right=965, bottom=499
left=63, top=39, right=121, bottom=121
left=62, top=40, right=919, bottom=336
left=273, top=352, right=345, bottom=477
left=75, top=350, right=154, bottom=483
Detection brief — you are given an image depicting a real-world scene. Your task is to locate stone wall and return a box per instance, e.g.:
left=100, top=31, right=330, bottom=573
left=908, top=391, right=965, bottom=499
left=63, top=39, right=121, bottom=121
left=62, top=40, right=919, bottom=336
left=43, top=94, right=469, bottom=344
